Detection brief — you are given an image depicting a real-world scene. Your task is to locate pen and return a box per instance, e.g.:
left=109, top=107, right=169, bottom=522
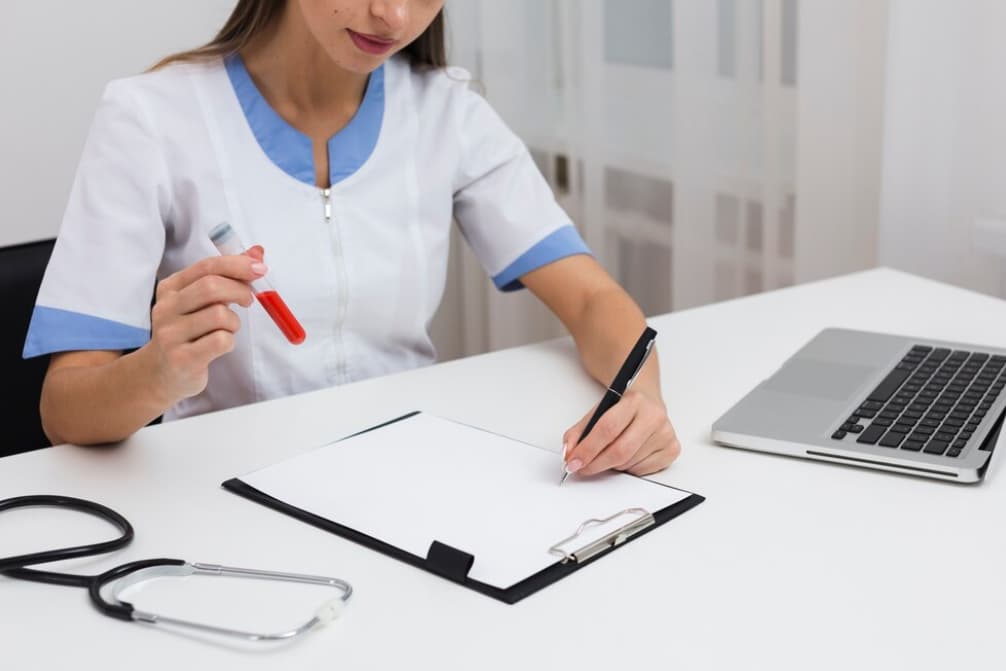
left=560, top=325, right=658, bottom=485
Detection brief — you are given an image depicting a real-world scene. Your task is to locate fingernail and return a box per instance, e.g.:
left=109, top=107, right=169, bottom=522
left=567, top=459, right=583, bottom=473
left=562, top=441, right=569, bottom=458
left=251, top=262, right=268, bottom=275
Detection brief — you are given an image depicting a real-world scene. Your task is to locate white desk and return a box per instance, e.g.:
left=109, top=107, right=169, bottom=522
left=3, top=267, right=1005, bottom=670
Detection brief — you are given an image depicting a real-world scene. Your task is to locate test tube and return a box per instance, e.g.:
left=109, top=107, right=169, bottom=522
left=208, top=222, right=307, bottom=345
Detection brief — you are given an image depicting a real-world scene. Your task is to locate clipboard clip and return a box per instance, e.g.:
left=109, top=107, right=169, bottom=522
left=548, top=507, right=656, bottom=564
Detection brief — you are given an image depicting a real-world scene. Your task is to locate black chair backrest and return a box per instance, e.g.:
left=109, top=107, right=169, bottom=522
left=2, top=238, right=55, bottom=457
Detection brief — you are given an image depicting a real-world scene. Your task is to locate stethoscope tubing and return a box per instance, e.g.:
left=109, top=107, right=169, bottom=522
left=0, top=495, right=134, bottom=580
left=0, top=496, right=184, bottom=619
left=1, top=494, right=352, bottom=640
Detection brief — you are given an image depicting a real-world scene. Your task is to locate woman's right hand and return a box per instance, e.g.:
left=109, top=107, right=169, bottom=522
left=145, top=252, right=267, bottom=403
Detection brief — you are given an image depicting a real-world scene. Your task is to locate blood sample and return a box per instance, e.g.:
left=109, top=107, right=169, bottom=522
left=208, top=222, right=306, bottom=345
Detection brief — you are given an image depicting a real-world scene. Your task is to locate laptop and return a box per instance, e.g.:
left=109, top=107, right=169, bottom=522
left=711, top=328, right=1006, bottom=483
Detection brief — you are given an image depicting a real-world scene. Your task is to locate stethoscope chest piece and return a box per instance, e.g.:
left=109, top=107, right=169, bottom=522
left=97, top=560, right=353, bottom=641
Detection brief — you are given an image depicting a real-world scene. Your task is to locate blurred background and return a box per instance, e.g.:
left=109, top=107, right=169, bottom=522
left=3, top=0, right=1005, bottom=364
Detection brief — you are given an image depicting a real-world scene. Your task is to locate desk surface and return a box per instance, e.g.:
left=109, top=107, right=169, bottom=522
left=3, top=267, right=1005, bottom=670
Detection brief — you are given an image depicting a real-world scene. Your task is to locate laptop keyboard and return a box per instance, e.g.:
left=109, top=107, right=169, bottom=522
left=831, top=346, right=1006, bottom=457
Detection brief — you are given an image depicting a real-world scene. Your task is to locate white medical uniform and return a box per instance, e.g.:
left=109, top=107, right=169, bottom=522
left=24, top=54, right=591, bottom=421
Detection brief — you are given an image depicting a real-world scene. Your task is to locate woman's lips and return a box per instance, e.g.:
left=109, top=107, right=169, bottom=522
left=348, top=29, right=396, bottom=55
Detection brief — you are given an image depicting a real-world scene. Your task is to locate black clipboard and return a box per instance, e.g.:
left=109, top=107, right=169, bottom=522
left=222, top=412, right=706, bottom=605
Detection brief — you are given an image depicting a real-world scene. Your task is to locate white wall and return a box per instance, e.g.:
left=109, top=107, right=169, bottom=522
left=878, top=0, right=1006, bottom=297
left=0, top=1, right=234, bottom=247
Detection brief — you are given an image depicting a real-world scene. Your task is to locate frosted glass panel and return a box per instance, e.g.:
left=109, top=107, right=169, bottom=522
left=716, top=194, right=741, bottom=246
left=781, top=0, right=798, bottom=86
left=437, top=0, right=810, bottom=355
left=605, top=166, right=673, bottom=226
left=616, top=234, right=673, bottom=316
left=603, top=0, right=673, bottom=69
left=746, top=201, right=764, bottom=252
left=715, top=261, right=737, bottom=301
left=779, top=194, right=796, bottom=258
left=718, top=0, right=736, bottom=78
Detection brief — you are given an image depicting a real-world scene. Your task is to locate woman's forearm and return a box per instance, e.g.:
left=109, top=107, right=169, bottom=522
left=40, top=347, right=173, bottom=446
left=567, top=286, right=664, bottom=404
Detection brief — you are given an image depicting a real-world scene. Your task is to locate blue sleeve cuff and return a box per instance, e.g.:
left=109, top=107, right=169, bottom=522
left=23, top=306, right=150, bottom=358
left=491, top=226, right=593, bottom=292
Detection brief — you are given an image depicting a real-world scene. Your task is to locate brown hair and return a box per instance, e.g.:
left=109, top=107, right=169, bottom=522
left=150, top=0, right=446, bottom=71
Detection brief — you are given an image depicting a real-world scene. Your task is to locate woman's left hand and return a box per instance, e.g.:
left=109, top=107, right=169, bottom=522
left=562, top=389, right=681, bottom=477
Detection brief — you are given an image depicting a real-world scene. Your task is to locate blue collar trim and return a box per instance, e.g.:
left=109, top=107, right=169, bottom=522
left=224, top=54, right=385, bottom=187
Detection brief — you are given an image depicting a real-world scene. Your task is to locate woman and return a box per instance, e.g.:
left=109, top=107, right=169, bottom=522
left=24, top=0, right=680, bottom=476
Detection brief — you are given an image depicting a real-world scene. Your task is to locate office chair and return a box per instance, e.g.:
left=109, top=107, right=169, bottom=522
left=0, top=236, right=166, bottom=456
left=0, top=238, right=164, bottom=458
left=1, top=238, right=55, bottom=457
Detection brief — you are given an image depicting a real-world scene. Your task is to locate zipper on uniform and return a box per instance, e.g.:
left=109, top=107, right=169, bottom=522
left=322, top=187, right=332, bottom=222
left=322, top=186, right=348, bottom=384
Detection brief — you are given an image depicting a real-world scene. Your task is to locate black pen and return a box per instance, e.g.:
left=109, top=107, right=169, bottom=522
left=560, top=325, right=658, bottom=485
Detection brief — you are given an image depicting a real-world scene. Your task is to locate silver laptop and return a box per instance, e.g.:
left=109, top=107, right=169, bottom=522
left=711, top=328, right=1006, bottom=483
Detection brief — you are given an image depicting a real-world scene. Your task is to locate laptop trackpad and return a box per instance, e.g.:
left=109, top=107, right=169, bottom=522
left=763, top=359, right=874, bottom=402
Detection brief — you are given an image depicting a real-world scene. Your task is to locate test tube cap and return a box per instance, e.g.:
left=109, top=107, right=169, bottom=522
left=208, top=222, right=233, bottom=244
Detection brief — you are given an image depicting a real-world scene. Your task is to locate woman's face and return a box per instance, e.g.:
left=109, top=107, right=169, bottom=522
left=296, top=0, right=444, bottom=73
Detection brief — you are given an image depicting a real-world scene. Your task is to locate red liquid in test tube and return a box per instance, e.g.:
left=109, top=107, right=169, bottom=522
left=254, top=290, right=306, bottom=345
left=209, top=222, right=307, bottom=345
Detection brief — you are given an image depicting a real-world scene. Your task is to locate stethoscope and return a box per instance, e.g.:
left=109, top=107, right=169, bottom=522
left=0, top=495, right=352, bottom=642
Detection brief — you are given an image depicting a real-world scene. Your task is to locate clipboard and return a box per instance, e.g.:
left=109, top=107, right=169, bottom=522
left=222, top=411, right=705, bottom=604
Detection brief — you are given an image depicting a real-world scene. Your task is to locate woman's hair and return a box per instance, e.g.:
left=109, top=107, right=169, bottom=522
left=150, top=0, right=446, bottom=71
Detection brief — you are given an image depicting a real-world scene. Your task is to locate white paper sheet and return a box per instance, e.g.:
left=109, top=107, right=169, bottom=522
left=239, top=412, right=692, bottom=590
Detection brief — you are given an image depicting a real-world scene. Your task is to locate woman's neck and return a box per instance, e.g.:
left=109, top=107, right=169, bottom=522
left=244, top=5, right=368, bottom=111
left=239, top=5, right=370, bottom=188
